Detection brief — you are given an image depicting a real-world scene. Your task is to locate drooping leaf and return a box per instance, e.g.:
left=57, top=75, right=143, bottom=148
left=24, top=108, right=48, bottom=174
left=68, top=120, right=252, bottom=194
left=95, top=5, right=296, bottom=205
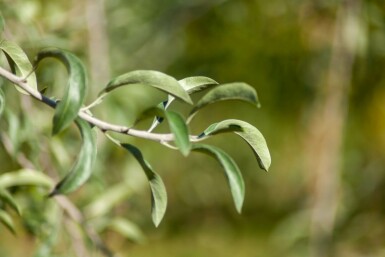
left=34, top=48, right=87, bottom=135
left=191, top=144, right=245, bottom=213
left=0, top=40, right=38, bottom=95
left=121, top=143, right=167, bottom=227
left=148, top=77, right=218, bottom=131
left=0, top=209, right=15, bottom=234
left=108, top=218, right=146, bottom=243
left=84, top=183, right=134, bottom=219
left=164, top=111, right=191, bottom=156
left=101, top=70, right=192, bottom=104
left=199, top=119, right=271, bottom=171
left=0, top=169, right=53, bottom=189
left=49, top=119, right=97, bottom=196
left=0, top=88, right=4, bottom=119
left=179, top=76, right=218, bottom=94
left=0, top=188, right=21, bottom=215
left=189, top=82, right=260, bottom=119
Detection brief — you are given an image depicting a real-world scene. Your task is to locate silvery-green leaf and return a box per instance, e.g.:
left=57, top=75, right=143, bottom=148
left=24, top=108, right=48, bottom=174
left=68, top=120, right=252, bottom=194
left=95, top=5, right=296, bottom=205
left=108, top=218, right=146, bottom=243
left=0, top=169, right=53, bottom=189
left=121, top=143, right=167, bottom=227
left=49, top=119, right=97, bottom=196
left=34, top=48, right=87, bottom=135
left=85, top=183, right=134, bottom=219
left=0, top=40, right=38, bottom=95
left=102, top=70, right=192, bottom=104
left=0, top=209, right=15, bottom=234
left=179, top=76, right=218, bottom=94
left=189, top=82, right=260, bottom=119
left=199, top=119, right=271, bottom=171
left=192, top=144, right=245, bottom=213
left=0, top=188, right=20, bottom=215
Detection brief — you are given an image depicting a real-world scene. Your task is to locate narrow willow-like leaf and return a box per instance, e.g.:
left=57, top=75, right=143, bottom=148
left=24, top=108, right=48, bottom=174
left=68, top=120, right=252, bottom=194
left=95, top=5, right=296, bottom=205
left=84, top=183, right=134, bottom=219
left=34, top=48, right=87, bottom=135
left=49, top=119, right=97, bottom=196
left=0, top=209, right=15, bottom=234
left=0, top=188, right=20, bottom=215
left=179, top=76, right=218, bottom=94
left=0, top=88, right=4, bottom=119
left=0, top=169, right=53, bottom=189
left=199, top=119, right=271, bottom=171
left=189, top=82, right=260, bottom=119
left=191, top=144, right=245, bottom=213
left=165, top=111, right=191, bottom=156
left=121, top=143, right=167, bottom=227
left=101, top=70, right=192, bottom=104
left=0, top=40, right=38, bottom=95
left=108, top=218, right=146, bottom=243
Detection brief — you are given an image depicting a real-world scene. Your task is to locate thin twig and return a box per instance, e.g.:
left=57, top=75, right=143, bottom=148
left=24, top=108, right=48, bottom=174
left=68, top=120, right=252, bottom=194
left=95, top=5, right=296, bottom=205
left=0, top=66, right=201, bottom=143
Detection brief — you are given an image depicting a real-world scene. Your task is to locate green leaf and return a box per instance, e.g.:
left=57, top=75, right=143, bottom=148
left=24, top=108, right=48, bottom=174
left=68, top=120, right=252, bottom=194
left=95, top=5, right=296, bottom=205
left=179, top=76, right=218, bottom=94
left=199, top=119, right=271, bottom=171
left=49, top=119, right=97, bottom=196
left=34, top=48, right=87, bottom=135
left=165, top=111, right=191, bottom=156
left=189, top=82, right=260, bottom=119
left=148, top=77, right=218, bottom=132
left=0, top=40, right=38, bottom=95
left=192, top=144, right=245, bottom=213
left=0, top=188, right=21, bottom=215
left=108, top=218, right=146, bottom=243
left=121, top=143, right=167, bottom=227
left=0, top=88, right=4, bottom=119
left=0, top=209, right=15, bottom=234
left=84, top=183, right=134, bottom=219
left=0, top=169, right=53, bottom=189
left=102, top=70, right=192, bottom=105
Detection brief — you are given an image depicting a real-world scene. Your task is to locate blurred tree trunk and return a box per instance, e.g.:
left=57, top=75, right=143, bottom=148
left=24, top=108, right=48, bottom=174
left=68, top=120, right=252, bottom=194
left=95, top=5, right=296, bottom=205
left=86, top=0, right=110, bottom=91
left=304, top=1, right=362, bottom=256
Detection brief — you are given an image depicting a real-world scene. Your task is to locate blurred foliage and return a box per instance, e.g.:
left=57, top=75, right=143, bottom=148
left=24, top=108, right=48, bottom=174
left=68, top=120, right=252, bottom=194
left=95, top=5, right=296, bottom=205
left=1, top=0, right=385, bottom=256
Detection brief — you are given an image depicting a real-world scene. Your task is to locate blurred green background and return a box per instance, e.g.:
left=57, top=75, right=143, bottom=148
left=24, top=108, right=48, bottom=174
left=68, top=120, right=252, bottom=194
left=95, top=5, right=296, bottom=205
left=1, top=0, right=385, bottom=256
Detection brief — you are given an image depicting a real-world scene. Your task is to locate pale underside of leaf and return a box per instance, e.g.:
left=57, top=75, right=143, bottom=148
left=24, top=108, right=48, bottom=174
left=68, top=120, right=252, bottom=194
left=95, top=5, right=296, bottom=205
left=0, top=88, right=4, bottom=119
left=121, top=143, right=167, bottom=227
left=103, top=70, right=192, bottom=104
left=34, top=48, right=87, bottom=135
left=49, top=119, right=97, bottom=196
left=191, top=144, right=245, bottom=213
left=0, top=40, right=38, bottom=95
left=108, top=218, right=146, bottom=243
left=199, top=119, right=271, bottom=171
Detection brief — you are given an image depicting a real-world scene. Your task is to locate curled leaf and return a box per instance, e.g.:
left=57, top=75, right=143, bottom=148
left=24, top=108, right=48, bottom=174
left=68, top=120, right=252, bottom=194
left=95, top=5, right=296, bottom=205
left=0, top=209, right=15, bottom=234
left=49, top=119, right=97, bottom=196
left=179, top=76, right=218, bottom=94
left=101, top=70, right=192, bottom=104
left=121, top=143, right=167, bottom=227
left=0, top=40, right=38, bottom=95
left=34, top=48, right=87, bottom=135
left=199, top=119, right=271, bottom=171
left=189, top=82, right=260, bottom=119
left=192, top=144, right=245, bottom=213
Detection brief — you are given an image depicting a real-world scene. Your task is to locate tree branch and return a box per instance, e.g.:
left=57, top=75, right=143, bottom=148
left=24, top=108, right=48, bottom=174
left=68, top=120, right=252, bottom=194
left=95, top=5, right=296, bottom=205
left=0, top=65, right=200, bottom=143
